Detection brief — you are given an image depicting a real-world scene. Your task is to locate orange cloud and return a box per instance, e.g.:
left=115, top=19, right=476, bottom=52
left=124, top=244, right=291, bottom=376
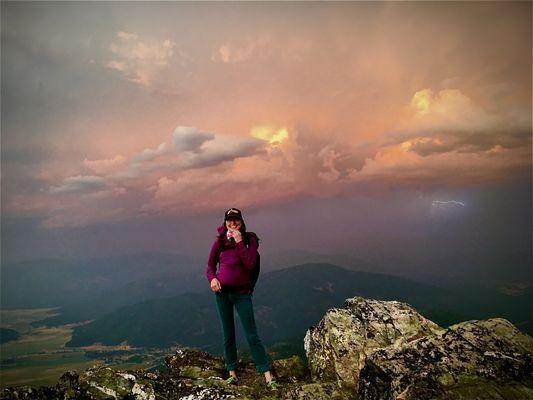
left=347, top=87, right=531, bottom=187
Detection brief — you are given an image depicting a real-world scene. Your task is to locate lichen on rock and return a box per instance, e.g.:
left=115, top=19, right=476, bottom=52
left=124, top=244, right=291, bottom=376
left=358, top=318, right=533, bottom=400
left=304, top=296, right=442, bottom=393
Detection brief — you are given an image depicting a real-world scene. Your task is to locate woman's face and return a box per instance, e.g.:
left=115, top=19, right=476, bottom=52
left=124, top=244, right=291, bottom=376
left=225, top=218, right=242, bottom=231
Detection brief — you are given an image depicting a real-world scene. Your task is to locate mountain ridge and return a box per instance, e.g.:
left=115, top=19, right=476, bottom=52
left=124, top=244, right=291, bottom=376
left=63, top=263, right=454, bottom=350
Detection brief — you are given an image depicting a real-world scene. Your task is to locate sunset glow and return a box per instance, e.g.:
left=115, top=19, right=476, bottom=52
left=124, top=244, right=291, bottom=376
left=1, top=1, right=531, bottom=262
left=250, top=126, right=289, bottom=146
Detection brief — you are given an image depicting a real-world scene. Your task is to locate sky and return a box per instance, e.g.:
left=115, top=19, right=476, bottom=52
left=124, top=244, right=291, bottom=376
left=1, top=2, right=531, bottom=279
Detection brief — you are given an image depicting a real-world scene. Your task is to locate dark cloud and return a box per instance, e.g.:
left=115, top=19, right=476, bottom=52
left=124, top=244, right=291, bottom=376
left=122, top=127, right=267, bottom=178
left=179, top=136, right=266, bottom=169
left=401, top=129, right=531, bottom=157
left=171, top=126, right=215, bottom=153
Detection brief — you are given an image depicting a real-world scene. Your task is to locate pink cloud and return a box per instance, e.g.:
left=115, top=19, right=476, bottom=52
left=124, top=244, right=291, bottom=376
left=83, top=155, right=127, bottom=174
left=104, top=31, right=190, bottom=89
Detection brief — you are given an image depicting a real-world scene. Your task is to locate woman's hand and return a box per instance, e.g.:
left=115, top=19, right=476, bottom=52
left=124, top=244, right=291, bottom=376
left=210, top=278, right=222, bottom=292
left=230, top=230, right=243, bottom=243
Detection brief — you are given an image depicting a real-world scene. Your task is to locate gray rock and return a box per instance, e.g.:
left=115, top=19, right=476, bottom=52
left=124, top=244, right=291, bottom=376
left=285, top=382, right=350, bottom=400
left=304, top=296, right=442, bottom=394
left=358, top=318, right=533, bottom=400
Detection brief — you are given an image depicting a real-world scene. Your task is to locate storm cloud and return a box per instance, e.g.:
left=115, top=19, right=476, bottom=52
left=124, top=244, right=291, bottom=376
left=1, top=2, right=530, bottom=266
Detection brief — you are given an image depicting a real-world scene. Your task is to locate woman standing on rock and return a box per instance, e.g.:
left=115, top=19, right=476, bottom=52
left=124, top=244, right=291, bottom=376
left=206, top=207, right=279, bottom=391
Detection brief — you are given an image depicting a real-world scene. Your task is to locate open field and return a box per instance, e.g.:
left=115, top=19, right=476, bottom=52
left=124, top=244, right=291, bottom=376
left=1, top=308, right=61, bottom=333
left=0, top=308, right=159, bottom=388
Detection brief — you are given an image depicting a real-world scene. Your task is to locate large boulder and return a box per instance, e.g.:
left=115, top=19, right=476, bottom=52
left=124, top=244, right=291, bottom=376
left=304, top=297, right=442, bottom=394
left=359, top=318, right=533, bottom=400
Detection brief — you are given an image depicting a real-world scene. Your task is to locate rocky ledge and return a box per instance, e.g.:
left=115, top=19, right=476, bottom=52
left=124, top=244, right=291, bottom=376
left=2, top=296, right=532, bottom=399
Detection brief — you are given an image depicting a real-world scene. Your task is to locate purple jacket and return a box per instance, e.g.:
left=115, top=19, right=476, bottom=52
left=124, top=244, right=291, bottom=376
left=206, top=225, right=259, bottom=294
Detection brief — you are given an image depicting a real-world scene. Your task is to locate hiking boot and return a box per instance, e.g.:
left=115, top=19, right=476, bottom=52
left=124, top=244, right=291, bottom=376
left=266, top=379, right=279, bottom=391
left=224, top=375, right=239, bottom=385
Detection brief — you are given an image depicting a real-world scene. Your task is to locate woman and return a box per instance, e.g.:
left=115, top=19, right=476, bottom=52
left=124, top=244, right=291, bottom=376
left=206, top=207, right=279, bottom=391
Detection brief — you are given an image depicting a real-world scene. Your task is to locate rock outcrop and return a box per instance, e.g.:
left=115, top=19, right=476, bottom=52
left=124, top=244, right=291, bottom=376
left=2, top=296, right=532, bottom=400
left=304, top=297, right=442, bottom=395
left=305, top=297, right=533, bottom=400
left=358, top=318, right=533, bottom=399
left=1, top=347, right=321, bottom=400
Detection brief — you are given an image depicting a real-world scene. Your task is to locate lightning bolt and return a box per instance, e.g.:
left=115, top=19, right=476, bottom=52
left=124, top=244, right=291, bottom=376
left=432, top=200, right=465, bottom=207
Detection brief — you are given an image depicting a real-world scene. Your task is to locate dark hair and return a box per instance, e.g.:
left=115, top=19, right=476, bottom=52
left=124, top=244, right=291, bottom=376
left=217, top=218, right=261, bottom=250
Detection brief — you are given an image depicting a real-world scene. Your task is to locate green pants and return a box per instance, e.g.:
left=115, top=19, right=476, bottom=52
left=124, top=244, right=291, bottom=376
left=214, top=291, right=271, bottom=373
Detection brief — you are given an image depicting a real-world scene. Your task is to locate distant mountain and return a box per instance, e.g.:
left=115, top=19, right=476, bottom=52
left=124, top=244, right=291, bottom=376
left=2, top=249, right=367, bottom=327
left=260, top=248, right=532, bottom=290
left=4, top=251, right=530, bottom=335
left=1, top=252, right=206, bottom=310
left=66, top=263, right=464, bottom=351
left=0, top=249, right=385, bottom=328
left=347, top=250, right=533, bottom=288
left=0, top=249, right=381, bottom=310
left=260, top=248, right=377, bottom=273
left=67, top=291, right=216, bottom=349
left=31, top=275, right=209, bottom=327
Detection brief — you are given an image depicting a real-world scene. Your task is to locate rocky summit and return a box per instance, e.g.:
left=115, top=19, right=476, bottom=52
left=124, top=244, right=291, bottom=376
left=2, top=296, right=533, bottom=400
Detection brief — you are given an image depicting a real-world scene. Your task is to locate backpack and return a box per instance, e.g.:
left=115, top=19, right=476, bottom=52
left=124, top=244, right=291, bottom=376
left=250, top=251, right=260, bottom=291
left=246, top=232, right=261, bottom=291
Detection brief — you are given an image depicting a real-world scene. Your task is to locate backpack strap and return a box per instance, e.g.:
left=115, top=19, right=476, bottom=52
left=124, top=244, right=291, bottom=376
left=245, top=231, right=260, bottom=247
